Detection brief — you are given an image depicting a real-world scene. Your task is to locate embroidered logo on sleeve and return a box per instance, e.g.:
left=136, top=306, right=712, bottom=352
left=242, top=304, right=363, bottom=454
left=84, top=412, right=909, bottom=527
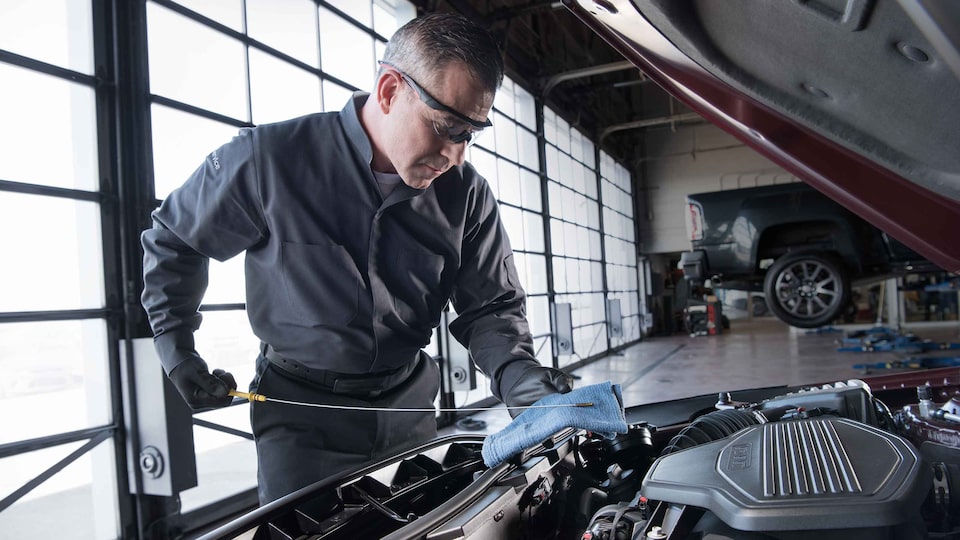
left=210, top=150, right=221, bottom=170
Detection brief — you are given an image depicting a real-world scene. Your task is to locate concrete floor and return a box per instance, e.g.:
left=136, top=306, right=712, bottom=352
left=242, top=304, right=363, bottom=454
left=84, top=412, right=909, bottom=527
left=440, top=317, right=960, bottom=436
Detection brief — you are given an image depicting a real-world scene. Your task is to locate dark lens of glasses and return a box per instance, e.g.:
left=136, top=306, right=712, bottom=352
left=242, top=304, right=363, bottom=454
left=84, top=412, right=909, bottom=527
left=435, top=122, right=484, bottom=146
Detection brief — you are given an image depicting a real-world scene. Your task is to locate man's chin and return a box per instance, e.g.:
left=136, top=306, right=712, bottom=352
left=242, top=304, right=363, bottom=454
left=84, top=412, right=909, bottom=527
left=402, top=170, right=441, bottom=189
left=403, top=178, right=434, bottom=190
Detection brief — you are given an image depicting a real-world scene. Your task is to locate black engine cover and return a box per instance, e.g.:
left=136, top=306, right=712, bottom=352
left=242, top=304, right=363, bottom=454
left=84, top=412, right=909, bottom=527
left=642, top=417, right=931, bottom=532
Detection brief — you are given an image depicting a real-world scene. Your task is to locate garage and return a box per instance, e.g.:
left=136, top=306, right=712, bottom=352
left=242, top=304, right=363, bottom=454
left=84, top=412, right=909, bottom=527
left=2, top=1, right=959, bottom=538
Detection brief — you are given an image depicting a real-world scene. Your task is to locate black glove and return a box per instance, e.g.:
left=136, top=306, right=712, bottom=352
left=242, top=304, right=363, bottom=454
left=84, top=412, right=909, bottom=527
left=498, top=361, right=574, bottom=418
left=168, top=356, right=237, bottom=410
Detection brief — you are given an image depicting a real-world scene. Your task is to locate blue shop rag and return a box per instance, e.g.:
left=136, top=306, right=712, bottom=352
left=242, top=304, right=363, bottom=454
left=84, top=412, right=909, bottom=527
left=481, top=381, right=628, bottom=467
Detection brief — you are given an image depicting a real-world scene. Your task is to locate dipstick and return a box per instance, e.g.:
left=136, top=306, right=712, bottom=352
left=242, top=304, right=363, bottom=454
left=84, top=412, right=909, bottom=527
left=228, top=389, right=592, bottom=412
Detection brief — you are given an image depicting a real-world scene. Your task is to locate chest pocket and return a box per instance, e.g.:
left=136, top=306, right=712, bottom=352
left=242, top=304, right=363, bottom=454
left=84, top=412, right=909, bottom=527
left=281, top=242, right=360, bottom=326
left=392, top=249, right=447, bottom=327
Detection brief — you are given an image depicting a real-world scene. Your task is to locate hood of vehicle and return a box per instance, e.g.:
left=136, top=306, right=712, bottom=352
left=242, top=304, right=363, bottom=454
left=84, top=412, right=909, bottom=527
left=563, top=0, right=960, bottom=272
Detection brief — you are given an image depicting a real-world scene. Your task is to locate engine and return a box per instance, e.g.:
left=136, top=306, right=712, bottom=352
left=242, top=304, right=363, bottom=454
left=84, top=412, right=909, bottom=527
left=580, top=381, right=960, bottom=540
left=202, top=379, right=960, bottom=539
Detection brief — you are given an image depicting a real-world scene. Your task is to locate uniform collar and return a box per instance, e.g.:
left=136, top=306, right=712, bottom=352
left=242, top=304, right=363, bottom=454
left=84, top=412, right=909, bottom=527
left=339, top=92, right=433, bottom=205
left=340, top=92, right=375, bottom=165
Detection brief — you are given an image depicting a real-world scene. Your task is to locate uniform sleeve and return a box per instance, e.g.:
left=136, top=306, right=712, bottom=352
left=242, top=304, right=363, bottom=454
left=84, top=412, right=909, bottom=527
left=448, top=178, right=538, bottom=401
left=141, top=129, right=267, bottom=374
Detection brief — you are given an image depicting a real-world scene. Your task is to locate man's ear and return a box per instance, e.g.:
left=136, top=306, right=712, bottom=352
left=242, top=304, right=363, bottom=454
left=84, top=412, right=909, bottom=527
left=376, top=70, right=403, bottom=114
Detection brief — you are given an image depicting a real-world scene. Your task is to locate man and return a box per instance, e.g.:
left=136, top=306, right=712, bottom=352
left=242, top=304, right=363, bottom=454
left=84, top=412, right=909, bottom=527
left=141, top=13, right=572, bottom=505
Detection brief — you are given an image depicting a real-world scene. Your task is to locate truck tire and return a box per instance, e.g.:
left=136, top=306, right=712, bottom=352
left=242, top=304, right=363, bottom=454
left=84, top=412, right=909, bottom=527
left=763, top=251, right=850, bottom=328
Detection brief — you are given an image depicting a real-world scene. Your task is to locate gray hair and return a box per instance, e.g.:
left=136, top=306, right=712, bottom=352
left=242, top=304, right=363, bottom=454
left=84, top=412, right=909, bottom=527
left=381, top=13, right=504, bottom=93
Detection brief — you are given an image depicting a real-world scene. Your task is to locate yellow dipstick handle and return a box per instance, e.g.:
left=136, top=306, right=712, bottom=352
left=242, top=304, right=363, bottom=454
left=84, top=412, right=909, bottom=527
left=229, top=389, right=266, bottom=402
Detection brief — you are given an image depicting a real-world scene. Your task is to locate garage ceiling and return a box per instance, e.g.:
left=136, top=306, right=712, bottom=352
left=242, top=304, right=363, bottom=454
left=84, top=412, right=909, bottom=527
left=411, top=0, right=704, bottom=168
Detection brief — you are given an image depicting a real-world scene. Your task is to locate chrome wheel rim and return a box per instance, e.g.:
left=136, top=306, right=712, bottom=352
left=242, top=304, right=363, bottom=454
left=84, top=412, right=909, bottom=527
left=773, top=259, right=841, bottom=321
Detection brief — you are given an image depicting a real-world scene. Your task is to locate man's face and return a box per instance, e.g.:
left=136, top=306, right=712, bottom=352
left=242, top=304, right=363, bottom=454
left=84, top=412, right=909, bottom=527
left=384, top=62, right=494, bottom=189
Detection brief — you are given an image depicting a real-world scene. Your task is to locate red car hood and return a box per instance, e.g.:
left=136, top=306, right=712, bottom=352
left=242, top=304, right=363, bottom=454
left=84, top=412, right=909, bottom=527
left=564, top=0, right=960, bottom=272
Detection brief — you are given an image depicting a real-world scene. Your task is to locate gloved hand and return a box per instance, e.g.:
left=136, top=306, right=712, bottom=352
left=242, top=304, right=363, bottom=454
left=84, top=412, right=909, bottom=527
left=168, top=356, right=237, bottom=410
left=498, top=361, right=574, bottom=418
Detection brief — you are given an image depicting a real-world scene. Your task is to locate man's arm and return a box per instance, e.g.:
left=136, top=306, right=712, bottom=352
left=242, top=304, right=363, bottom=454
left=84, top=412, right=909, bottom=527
left=449, top=178, right=571, bottom=416
left=141, top=129, right=266, bottom=408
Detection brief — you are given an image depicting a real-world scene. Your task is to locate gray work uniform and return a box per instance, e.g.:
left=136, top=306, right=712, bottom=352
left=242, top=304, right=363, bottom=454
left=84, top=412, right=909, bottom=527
left=141, top=93, right=536, bottom=502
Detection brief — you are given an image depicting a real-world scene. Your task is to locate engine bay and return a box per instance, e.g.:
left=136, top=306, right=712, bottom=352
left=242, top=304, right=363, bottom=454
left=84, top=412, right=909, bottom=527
left=201, top=373, right=960, bottom=540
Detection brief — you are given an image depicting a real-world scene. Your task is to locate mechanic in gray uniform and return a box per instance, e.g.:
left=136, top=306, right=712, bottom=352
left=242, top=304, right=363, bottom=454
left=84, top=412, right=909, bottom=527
left=140, top=13, right=573, bottom=504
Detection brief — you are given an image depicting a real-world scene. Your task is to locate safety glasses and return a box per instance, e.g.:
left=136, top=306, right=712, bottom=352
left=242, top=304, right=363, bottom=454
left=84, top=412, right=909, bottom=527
left=379, top=60, right=492, bottom=146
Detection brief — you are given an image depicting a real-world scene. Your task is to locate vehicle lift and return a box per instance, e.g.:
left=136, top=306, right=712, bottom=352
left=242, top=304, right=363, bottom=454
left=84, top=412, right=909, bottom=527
left=852, top=356, right=960, bottom=371
left=836, top=326, right=960, bottom=353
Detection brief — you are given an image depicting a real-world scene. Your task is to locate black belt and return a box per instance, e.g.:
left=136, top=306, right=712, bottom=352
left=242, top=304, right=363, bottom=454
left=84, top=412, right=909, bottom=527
left=262, top=344, right=418, bottom=398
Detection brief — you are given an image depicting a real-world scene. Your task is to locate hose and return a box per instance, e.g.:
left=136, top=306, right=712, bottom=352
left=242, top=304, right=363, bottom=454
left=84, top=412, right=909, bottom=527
left=661, top=409, right=762, bottom=455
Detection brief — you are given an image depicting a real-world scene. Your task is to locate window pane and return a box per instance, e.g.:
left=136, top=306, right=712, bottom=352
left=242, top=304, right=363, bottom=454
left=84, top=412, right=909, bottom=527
left=528, top=295, right=549, bottom=336
left=543, top=108, right=557, bottom=145
left=556, top=116, right=570, bottom=153
left=548, top=181, right=562, bottom=218
left=552, top=257, right=566, bottom=292
left=0, top=194, right=103, bottom=311
left=249, top=48, right=322, bottom=125
left=562, top=188, right=576, bottom=222
left=499, top=206, right=523, bottom=251
left=516, top=85, right=536, bottom=129
left=319, top=7, right=375, bottom=91
left=151, top=105, right=240, bottom=199
left=580, top=260, right=592, bottom=293
left=578, top=228, right=590, bottom=259
left=204, top=256, right=246, bottom=305
left=520, top=169, right=541, bottom=212
left=148, top=3, right=249, bottom=121
left=468, top=148, right=498, bottom=194
left=576, top=194, right=589, bottom=228
left=572, top=162, right=585, bottom=194
left=564, top=223, right=578, bottom=258
left=550, top=219, right=564, bottom=256
left=374, top=0, right=416, bottom=38
left=497, top=159, right=521, bottom=206
left=0, top=320, right=110, bottom=442
left=523, top=210, right=544, bottom=253
left=373, top=4, right=396, bottom=37
left=545, top=145, right=559, bottom=181
left=246, top=0, right=319, bottom=66
left=171, top=0, right=243, bottom=30
left=583, top=164, right=598, bottom=199
left=0, top=439, right=119, bottom=539
left=582, top=138, right=595, bottom=168
left=567, top=258, right=580, bottom=292
left=525, top=254, right=548, bottom=295
left=327, top=0, right=371, bottom=25
left=590, top=230, right=603, bottom=260
left=181, top=406, right=257, bottom=512
left=0, top=0, right=93, bottom=73
left=322, top=80, right=355, bottom=112
left=517, top=128, right=539, bottom=171
left=494, top=78, right=515, bottom=118
left=592, top=261, right=604, bottom=291
left=570, top=129, right=582, bottom=162
left=0, top=64, right=98, bottom=191
left=492, top=114, right=517, bottom=162
left=559, top=152, right=572, bottom=186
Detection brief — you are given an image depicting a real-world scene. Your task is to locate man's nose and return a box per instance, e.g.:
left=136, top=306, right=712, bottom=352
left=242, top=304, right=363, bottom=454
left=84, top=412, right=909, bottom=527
left=440, top=139, right=467, bottom=167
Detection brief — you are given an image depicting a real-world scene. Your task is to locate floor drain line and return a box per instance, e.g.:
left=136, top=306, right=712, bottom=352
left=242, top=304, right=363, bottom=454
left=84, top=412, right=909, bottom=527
left=620, top=344, right=686, bottom=389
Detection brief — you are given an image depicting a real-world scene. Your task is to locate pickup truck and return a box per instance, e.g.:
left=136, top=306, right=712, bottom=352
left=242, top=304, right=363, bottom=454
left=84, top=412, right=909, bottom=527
left=679, top=183, right=938, bottom=328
